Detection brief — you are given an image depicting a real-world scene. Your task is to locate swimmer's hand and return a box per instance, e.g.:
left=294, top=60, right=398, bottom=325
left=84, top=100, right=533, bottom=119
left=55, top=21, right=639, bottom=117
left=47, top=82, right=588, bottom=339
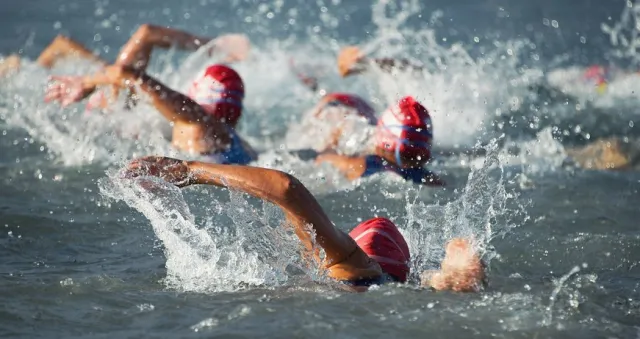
left=420, top=238, right=485, bottom=292
left=45, top=75, right=96, bottom=107
left=123, top=156, right=193, bottom=188
left=46, top=65, right=141, bottom=107
left=337, top=46, right=367, bottom=77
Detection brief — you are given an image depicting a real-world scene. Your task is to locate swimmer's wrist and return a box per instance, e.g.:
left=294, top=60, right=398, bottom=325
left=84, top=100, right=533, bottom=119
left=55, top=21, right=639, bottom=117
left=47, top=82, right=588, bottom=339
left=185, top=160, right=204, bottom=185
left=79, top=77, right=97, bottom=93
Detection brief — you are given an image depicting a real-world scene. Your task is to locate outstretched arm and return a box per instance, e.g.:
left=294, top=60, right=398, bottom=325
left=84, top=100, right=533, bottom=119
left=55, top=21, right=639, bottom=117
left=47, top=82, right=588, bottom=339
left=338, top=46, right=423, bottom=77
left=124, top=156, right=382, bottom=282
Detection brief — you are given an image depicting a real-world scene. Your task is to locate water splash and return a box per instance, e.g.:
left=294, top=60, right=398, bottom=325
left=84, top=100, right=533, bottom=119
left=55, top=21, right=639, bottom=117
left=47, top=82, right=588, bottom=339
left=602, top=0, right=640, bottom=66
left=0, top=60, right=174, bottom=166
left=544, top=265, right=582, bottom=325
left=1, top=0, right=547, bottom=167
left=403, top=141, right=527, bottom=281
left=352, top=0, right=541, bottom=148
left=501, top=127, right=568, bottom=174
left=98, top=170, right=327, bottom=293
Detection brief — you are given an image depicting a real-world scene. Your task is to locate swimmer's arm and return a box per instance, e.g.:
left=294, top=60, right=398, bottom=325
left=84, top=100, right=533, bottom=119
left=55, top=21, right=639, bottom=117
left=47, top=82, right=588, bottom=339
left=371, top=58, right=423, bottom=73
left=126, top=157, right=372, bottom=279
left=346, top=58, right=424, bottom=77
left=338, top=46, right=423, bottom=77
left=116, top=24, right=210, bottom=70
left=315, top=154, right=367, bottom=181
left=37, top=35, right=107, bottom=69
left=82, top=66, right=227, bottom=129
left=186, top=162, right=355, bottom=258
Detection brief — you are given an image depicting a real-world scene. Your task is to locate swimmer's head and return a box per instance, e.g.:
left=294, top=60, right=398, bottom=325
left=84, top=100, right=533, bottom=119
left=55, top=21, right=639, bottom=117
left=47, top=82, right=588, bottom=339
left=374, top=96, right=432, bottom=168
left=583, top=65, right=609, bottom=86
left=317, top=93, right=377, bottom=125
left=349, top=217, right=410, bottom=282
left=187, top=64, right=244, bottom=127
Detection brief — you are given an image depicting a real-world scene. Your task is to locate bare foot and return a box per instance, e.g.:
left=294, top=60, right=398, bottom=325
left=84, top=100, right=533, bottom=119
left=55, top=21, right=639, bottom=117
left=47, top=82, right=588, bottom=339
left=0, top=54, right=21, bottom=77
left=421, top=238, right=485, bottom=292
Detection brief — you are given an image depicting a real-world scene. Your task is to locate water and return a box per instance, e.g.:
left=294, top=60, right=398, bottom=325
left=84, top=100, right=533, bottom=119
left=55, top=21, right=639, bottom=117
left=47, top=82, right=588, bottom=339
left=2, top=0, right=640, bottom=337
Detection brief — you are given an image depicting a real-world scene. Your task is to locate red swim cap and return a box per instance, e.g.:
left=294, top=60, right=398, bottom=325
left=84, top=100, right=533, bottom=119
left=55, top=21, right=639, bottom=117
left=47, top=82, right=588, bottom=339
left=321, top=92, right=377, bottom=125
left=349, top=217, right=410, bottom=282
left=375, top=96, right=432, bottom=166
left=583, top=65, right=608, bottom=85
left=187, top=64, right=244, bottom=126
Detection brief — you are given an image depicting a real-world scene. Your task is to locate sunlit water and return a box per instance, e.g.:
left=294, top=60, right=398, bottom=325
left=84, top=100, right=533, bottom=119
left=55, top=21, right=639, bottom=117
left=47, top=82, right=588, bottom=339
left=1, top=0, right=640, bottom=338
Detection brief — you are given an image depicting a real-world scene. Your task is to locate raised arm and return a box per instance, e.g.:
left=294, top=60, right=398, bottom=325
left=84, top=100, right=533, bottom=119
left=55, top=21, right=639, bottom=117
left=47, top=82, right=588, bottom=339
left=116, top=24, right=211, bottom=70
left=125, top=156, right=382, bottom=281
left=37, top=35, right=107, bottom=68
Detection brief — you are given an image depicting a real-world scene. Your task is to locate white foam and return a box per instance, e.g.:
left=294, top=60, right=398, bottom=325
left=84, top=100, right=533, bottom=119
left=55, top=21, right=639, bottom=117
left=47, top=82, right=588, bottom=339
left=402, top=142, right=527, bottom=279
left=99, top=171, right=328, bottom=293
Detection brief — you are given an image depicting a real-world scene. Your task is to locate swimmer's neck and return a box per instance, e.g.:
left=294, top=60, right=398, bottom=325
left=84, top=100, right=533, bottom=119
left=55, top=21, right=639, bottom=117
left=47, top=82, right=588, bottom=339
left=171, top=121, right=231, bottom=154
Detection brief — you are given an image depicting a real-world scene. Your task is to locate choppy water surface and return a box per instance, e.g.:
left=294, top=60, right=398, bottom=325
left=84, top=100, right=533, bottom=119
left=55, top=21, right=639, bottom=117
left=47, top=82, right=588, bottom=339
left=1, top=0, right=640, bottom=338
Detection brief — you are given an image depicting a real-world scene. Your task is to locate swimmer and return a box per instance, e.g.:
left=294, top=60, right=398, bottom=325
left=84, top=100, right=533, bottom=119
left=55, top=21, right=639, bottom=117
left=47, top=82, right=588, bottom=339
left=291, top=92, right=378, bottom=153
left=0, top=24, right=249, bottom=110
left=583, top=65, right=611, bottom=94
left=315, top=96, right=444, bottom=186
left=581, top=64, right=640, bottom=94
left=124, top=155, right=485, bottom=292
left=337, top=46, right=423, bottom=77
left=46, top=63, right=256, bottom=164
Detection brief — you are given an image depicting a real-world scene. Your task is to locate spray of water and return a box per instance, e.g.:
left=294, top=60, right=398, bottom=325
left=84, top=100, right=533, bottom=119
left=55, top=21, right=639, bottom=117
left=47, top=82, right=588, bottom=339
left=547, top=0, right=640, bottom=109
left=602, top=0, right=640, bottom=66
left=403, top=141, right=527, bottom=281
left=0, top=0, right=548, bottom=167
left=0, top=60, right=176, bottom=166
left=98, top=171, right=328, bottom=293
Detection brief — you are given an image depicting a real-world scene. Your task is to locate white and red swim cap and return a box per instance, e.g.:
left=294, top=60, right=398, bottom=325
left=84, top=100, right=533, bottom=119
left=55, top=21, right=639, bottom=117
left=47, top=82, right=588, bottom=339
left=321, top=92, right=377, bottom=125
left=583, top=65, right=609, bottom=86
left=375, top=96, right=432, bottom=167
left=349, top=217, right=410, bottom=282
left=187, top=64, right=244, bottom=126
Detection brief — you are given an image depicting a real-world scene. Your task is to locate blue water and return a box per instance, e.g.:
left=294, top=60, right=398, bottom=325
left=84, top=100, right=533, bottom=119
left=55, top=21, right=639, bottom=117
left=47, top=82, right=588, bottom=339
left=2, top=0, right=640, bottom=338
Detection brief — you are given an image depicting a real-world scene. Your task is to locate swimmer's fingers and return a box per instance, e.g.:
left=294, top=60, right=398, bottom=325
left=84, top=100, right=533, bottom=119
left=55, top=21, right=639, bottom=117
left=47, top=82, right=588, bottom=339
left=44, top=83, right=72, bottom=106
left=44, top=83, right=63, bottom=103
left=45, top=76, right=85, bottom=107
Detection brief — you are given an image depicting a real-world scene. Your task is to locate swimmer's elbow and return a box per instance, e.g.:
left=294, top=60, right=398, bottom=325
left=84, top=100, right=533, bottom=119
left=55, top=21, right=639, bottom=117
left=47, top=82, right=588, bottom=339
left=269, top=171, right=308, bottom=204
left=133, top=24, right=154, bottom=40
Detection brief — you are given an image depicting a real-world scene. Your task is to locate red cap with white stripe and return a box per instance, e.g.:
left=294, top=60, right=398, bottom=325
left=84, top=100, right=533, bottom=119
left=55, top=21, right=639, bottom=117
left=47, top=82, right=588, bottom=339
left=187, top=64, right=244, bottom=126
left=375, top=96, right=432, bottom=167
left=349, top=217, right=410, bottom=282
